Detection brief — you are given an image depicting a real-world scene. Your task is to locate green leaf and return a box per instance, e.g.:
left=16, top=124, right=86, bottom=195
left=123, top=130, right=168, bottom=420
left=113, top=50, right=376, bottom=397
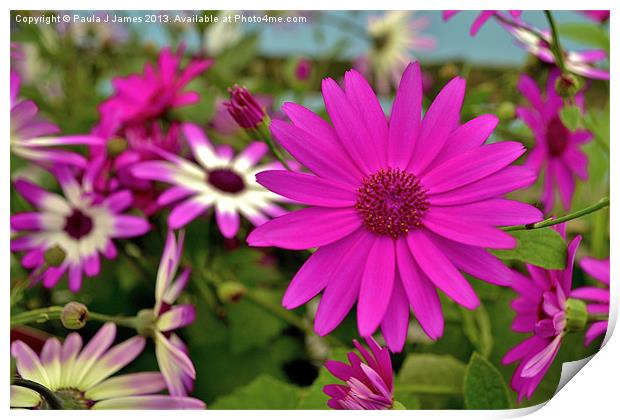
left=397, top=354, right=466, bottom=395
left=492, top=228, right=568, bottom=269
left=296, top=348, right=349, bottom=409
left=558, top=23, right=610, bottom=53
left=463, top=353, right=511, bottom=409
left=210, top=374, right=301, bottom=409
left=227, top=289, right=286, bottom=353
left=459, top=304, right=493, bottom=358
left=560, top=105, right=581, bottom=131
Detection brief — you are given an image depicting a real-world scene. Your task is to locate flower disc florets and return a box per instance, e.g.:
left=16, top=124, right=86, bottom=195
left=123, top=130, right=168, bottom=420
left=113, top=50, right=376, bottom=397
left=355, top=168, right=429, bottom=239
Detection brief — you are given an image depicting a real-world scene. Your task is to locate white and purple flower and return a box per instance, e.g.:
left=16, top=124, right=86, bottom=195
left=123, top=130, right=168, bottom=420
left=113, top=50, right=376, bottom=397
left=139, top=230, right=197, bottom=396
left=132, top=123, right=288, bottom=238
left=10, top=323, right=205, bottom=409
left=11, top=163, right=150, bottom=292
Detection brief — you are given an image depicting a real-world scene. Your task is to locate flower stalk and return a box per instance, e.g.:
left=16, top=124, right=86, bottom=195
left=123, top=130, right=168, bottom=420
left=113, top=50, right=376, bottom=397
left=544, top=11, right=567, bottom=74
left=11, top=306, right=137, bottom=329
left=11, top=378, right=62, bottom=409
left=503, top=197, right=610, bottom=231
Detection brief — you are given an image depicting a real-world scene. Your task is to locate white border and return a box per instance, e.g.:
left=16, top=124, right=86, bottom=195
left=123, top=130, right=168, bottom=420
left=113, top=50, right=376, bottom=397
left=3, top=1, right=617, bottom=419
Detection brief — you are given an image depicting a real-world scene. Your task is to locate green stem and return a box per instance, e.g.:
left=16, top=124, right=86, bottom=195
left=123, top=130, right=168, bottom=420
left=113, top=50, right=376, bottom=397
left=503, top=197, right=610, bottom=231
left=88, top=312, right=138, bottom=329
left=544, top=11, right=567, bottom=73
left=10, top=307, right=63, bottom=326
left=588, top=313, right=609, bottom=322
left=198, top=266, right=346, bottom=348
left=255, top=121, right=291, bottom=170
left=10, top=306, right=137, bottom=329
left=12, top=378, right=62, bottom=409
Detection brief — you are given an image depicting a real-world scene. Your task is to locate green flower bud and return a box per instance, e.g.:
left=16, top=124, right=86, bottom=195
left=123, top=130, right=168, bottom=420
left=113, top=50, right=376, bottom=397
left=497, top=101, right=516, bottom=120
left=44, top=245, right=66, bottom=267
left=61, top=302, right=89, bottom=330
left=565, top=298, right=588, bottom=333
left=135, top=308, right=156, bottom=337
left=106, top=137, right=128, bottom=158
left=217, top=281, right=247, bottom=303
left=555, top=73, right=583, bottom=99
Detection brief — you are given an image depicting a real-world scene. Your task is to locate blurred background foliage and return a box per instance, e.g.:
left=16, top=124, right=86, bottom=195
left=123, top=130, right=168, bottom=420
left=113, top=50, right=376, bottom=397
left=10, top=10, right=609, bottom=409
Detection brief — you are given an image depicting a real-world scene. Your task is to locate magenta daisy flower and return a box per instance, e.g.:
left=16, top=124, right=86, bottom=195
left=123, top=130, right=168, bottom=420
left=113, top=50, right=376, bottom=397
left=10, top=164, right=150, bottom=292
left=502, top=21, right=609, bottom=80
left=10, top=323, right=205, bottom=409
left=11, top=70, right=102, bottom=168
left=324, top=337, right=393, bottom=410
left=132, top=123, right=288, bottom=238
left=572, top=257, right=610, bottom=345
left=516, top=70, right=592, bottom=213
left=97, top=46, right=212, bottom=133
left=503, top=225, right=583, bottom=401
left=139, top=230, right=197, bottom=396
left=442, top=10, right=522, bottom=36
left=247, top=63, right=542, bottom=351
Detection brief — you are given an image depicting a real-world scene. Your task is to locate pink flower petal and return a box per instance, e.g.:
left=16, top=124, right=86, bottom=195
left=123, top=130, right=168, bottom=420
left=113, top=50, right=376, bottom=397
left=407, top=230, right=479, bottom=309
left=247, top=207, right=362, bottom=250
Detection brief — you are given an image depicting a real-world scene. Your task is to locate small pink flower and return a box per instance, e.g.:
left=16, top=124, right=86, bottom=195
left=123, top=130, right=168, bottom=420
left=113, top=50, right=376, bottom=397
left=516, top=70, right=592, bottom=213
left=572, top=257, right=610, bottom=345
left=10, top=163, right=150, bottom=292
left=324, top=337, right=393, bottom=410
left=97, top=46, right=212, bottom=131
left=503, top=225, right=582, bottom=401
left=248, top=63, right=542, bottom=351
left=294, top=58, right=313, bottom=81
left=443, top=10, right=522, bottom=36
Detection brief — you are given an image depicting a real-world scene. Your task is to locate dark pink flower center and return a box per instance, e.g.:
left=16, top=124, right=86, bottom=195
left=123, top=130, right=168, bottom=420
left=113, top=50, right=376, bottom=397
left=356, top=168, right=429, bottom=239
left=545, top=116, right=570, bottom=157
left=64, top=209, right=94, bottom=240
left=207, top=168, right=245, bottom=194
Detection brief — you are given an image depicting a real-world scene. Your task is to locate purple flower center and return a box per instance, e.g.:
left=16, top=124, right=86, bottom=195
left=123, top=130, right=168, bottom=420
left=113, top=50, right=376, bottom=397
left=545, top=117, right=570, bottom=157
left=207, top=168, right=245, bottom=194
left=64, top=209, right=94, bottom=240
left=356, top=168, right=429, bottom=239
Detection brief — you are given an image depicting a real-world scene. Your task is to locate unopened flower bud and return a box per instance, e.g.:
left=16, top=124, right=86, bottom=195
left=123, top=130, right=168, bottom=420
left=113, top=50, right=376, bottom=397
left=555, top=73, right=583, bottom=99
left=217, top=281, right=247, bottom=303
left=135, top=308, right=156, bottom=337
left=106, top=137, right=128, bottom=158
left=294, top=58, right=312, bottom=81
left=497, top=101, right=515, bottom=120
left=44, top=245, right=66, bottom=267
left=565, top=298, right=588, bottom=333
left=61, top=302, right=88, bottom=330
left=225, top=85, right=266, bottom=129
